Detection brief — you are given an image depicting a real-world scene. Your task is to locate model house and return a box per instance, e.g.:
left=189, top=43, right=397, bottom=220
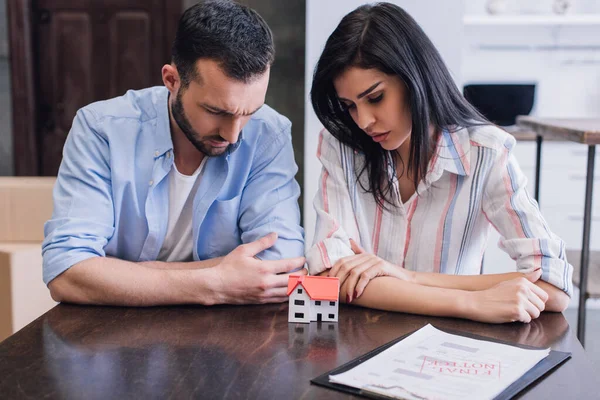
left=287, top=275, right=340, bottom=323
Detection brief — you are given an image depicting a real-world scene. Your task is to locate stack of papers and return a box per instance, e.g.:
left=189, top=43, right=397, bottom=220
left=329, top=324, right=550, bottom=400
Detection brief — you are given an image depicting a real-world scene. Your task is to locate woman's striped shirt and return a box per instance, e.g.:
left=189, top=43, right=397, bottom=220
left=306, top=125, right=573, bottom=296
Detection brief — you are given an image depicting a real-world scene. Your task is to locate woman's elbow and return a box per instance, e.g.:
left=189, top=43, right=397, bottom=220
left=545, top=289, right=570, bottom=312
left=535, top=280, right=570, bottom=312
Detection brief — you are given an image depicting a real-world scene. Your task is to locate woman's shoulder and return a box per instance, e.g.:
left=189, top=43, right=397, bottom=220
left=318, top=128, right=357, bottom=158
left=463, top=124, right=517, bottom=152
left=319, top=128, right=347, bottom=148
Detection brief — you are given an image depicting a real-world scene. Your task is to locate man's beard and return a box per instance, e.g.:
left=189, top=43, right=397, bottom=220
left=171, top=91, right=231, bottom=157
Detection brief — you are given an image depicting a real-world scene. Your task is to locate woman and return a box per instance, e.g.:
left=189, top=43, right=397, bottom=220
left=307, top=2, right=572, bottom=323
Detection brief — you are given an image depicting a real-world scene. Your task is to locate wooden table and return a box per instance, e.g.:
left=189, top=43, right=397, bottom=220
left=516, top=116, right=599, bottom=346
left=0, top=304, right=595, bottom=399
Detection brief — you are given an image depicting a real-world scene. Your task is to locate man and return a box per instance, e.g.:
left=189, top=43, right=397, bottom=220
left=42, top=0, right=305, bottom=306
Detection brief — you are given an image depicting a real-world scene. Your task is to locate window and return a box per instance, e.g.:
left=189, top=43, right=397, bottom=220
left=294, top=312, right=304, bottom=318
left=328, top=314, right=335, bottom=319
left=297, top=289, right=302, bottom=294
left=294, top=300, right=305, bottom=306
left=315, top=301, right=321, bottom=306
left=330, top=301, right=335, bottom=306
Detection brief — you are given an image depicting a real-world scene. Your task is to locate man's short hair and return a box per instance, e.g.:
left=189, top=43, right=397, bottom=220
left=172, top=0, right=275, bottom=86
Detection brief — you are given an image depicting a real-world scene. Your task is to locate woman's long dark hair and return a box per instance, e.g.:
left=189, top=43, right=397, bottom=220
left=311, top=2, right=488, bottom=209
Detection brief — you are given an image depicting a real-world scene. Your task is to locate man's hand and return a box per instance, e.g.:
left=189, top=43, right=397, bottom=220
left=466, top=269, right=549, bottom=323
left=210, top=232, right=306, bottom=304
left=329, top=239, right=414, bottom=302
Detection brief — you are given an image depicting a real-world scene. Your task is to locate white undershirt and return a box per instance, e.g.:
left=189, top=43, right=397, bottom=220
left=158, top=157, right=207, bottom=262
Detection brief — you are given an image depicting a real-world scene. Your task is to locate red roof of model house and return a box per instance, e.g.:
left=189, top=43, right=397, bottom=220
left=287, top=275, right=339, bottom=302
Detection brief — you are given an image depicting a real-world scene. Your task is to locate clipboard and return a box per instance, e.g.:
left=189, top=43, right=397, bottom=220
left=311, top=326, right=571, bottom=400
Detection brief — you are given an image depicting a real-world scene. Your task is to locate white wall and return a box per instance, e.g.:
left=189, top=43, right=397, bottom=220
left=461, top=0, right=600, bottom=309
left=465, top=0, right=600, bottom=15
left=462, top=26, right=600, bottom=119
left=304, top=0, right=466, bottom=246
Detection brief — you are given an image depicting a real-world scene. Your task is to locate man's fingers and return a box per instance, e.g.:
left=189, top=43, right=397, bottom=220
left=265, top=274, right=298, bottom=290
left=261, top=296, right=289, bottom=304
left=238, top=233, right=278, bottom=257
left=295, top=265, right=309, bottom=276
left=266, top=257, right=306, bottom=274
left=262, top=286, right=289, bottom=298
left=350, top=238, right=365, bottom=254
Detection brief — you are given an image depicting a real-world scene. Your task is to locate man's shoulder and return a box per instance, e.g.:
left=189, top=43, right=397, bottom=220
left=81, top=86, right=167, bottom=125
left=231, top=105, right=294, bottom=164
left=245, top=104, right=292, bottom=141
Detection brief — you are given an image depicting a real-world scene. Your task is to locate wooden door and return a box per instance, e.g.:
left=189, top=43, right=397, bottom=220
left=8, top=0, right=182, bottom=176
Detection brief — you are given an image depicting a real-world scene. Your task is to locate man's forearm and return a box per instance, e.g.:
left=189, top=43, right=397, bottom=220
left=48, top=256, right=220, bottom=306
left=140, top=257, right=223, bottom=270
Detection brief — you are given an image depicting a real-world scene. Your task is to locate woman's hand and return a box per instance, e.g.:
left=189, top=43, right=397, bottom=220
left=329, top=239, right=415, bottom=302
left=466, top=269, right=549, bottom=323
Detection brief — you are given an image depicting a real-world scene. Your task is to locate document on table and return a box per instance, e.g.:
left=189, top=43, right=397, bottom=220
left=329, top=324, right=550, bottom=400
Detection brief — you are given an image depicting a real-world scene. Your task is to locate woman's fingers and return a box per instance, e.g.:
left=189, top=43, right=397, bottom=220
left=525, top=284, right=547, bottom=314
left=521, top=297, right=540, bottom=323
left=349, top=238, right=365, bottom=254
left=331, top=254, right=372, bottom=288
left=529, top=281, right=549, bottom=304
left=355, top=261, right=385, bottom=298
left=346, top=259, right=382, bottom=301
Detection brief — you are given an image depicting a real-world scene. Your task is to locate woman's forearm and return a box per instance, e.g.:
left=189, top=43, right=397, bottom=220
left=412, top=271, right=523, bottom=291
left=341, top=276, right=473, bottom=319
left=536, top=280, right=569, bottom=312
left=410, top=270, right=569, bottom=312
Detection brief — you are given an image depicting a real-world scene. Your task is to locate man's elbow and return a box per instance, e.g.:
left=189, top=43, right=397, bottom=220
left=46, top=255, right=104, bottom=304
left=48, top=278, right=65, bottom=302
left=47, top=265, right=91, bottom=304
left=48, top=273, right=75, bottom=303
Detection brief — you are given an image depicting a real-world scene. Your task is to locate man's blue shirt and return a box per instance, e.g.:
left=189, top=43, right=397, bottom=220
left=42, top=86, right=304, bottom=284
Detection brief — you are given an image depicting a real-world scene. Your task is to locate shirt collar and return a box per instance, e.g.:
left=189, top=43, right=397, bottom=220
left=155, top=87, right=175, bottom=158
left=227, top=131, right=244, bottom=155
left=429, top=128, right=471, bottom=178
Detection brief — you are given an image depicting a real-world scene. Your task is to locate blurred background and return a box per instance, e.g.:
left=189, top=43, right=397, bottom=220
left=0, top=0, right=598, bottom=363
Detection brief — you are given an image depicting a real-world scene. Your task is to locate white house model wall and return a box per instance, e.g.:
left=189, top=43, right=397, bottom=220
left=289, top=285, right=312, bottom=323
left=288, top=275, right=340, bottom=324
